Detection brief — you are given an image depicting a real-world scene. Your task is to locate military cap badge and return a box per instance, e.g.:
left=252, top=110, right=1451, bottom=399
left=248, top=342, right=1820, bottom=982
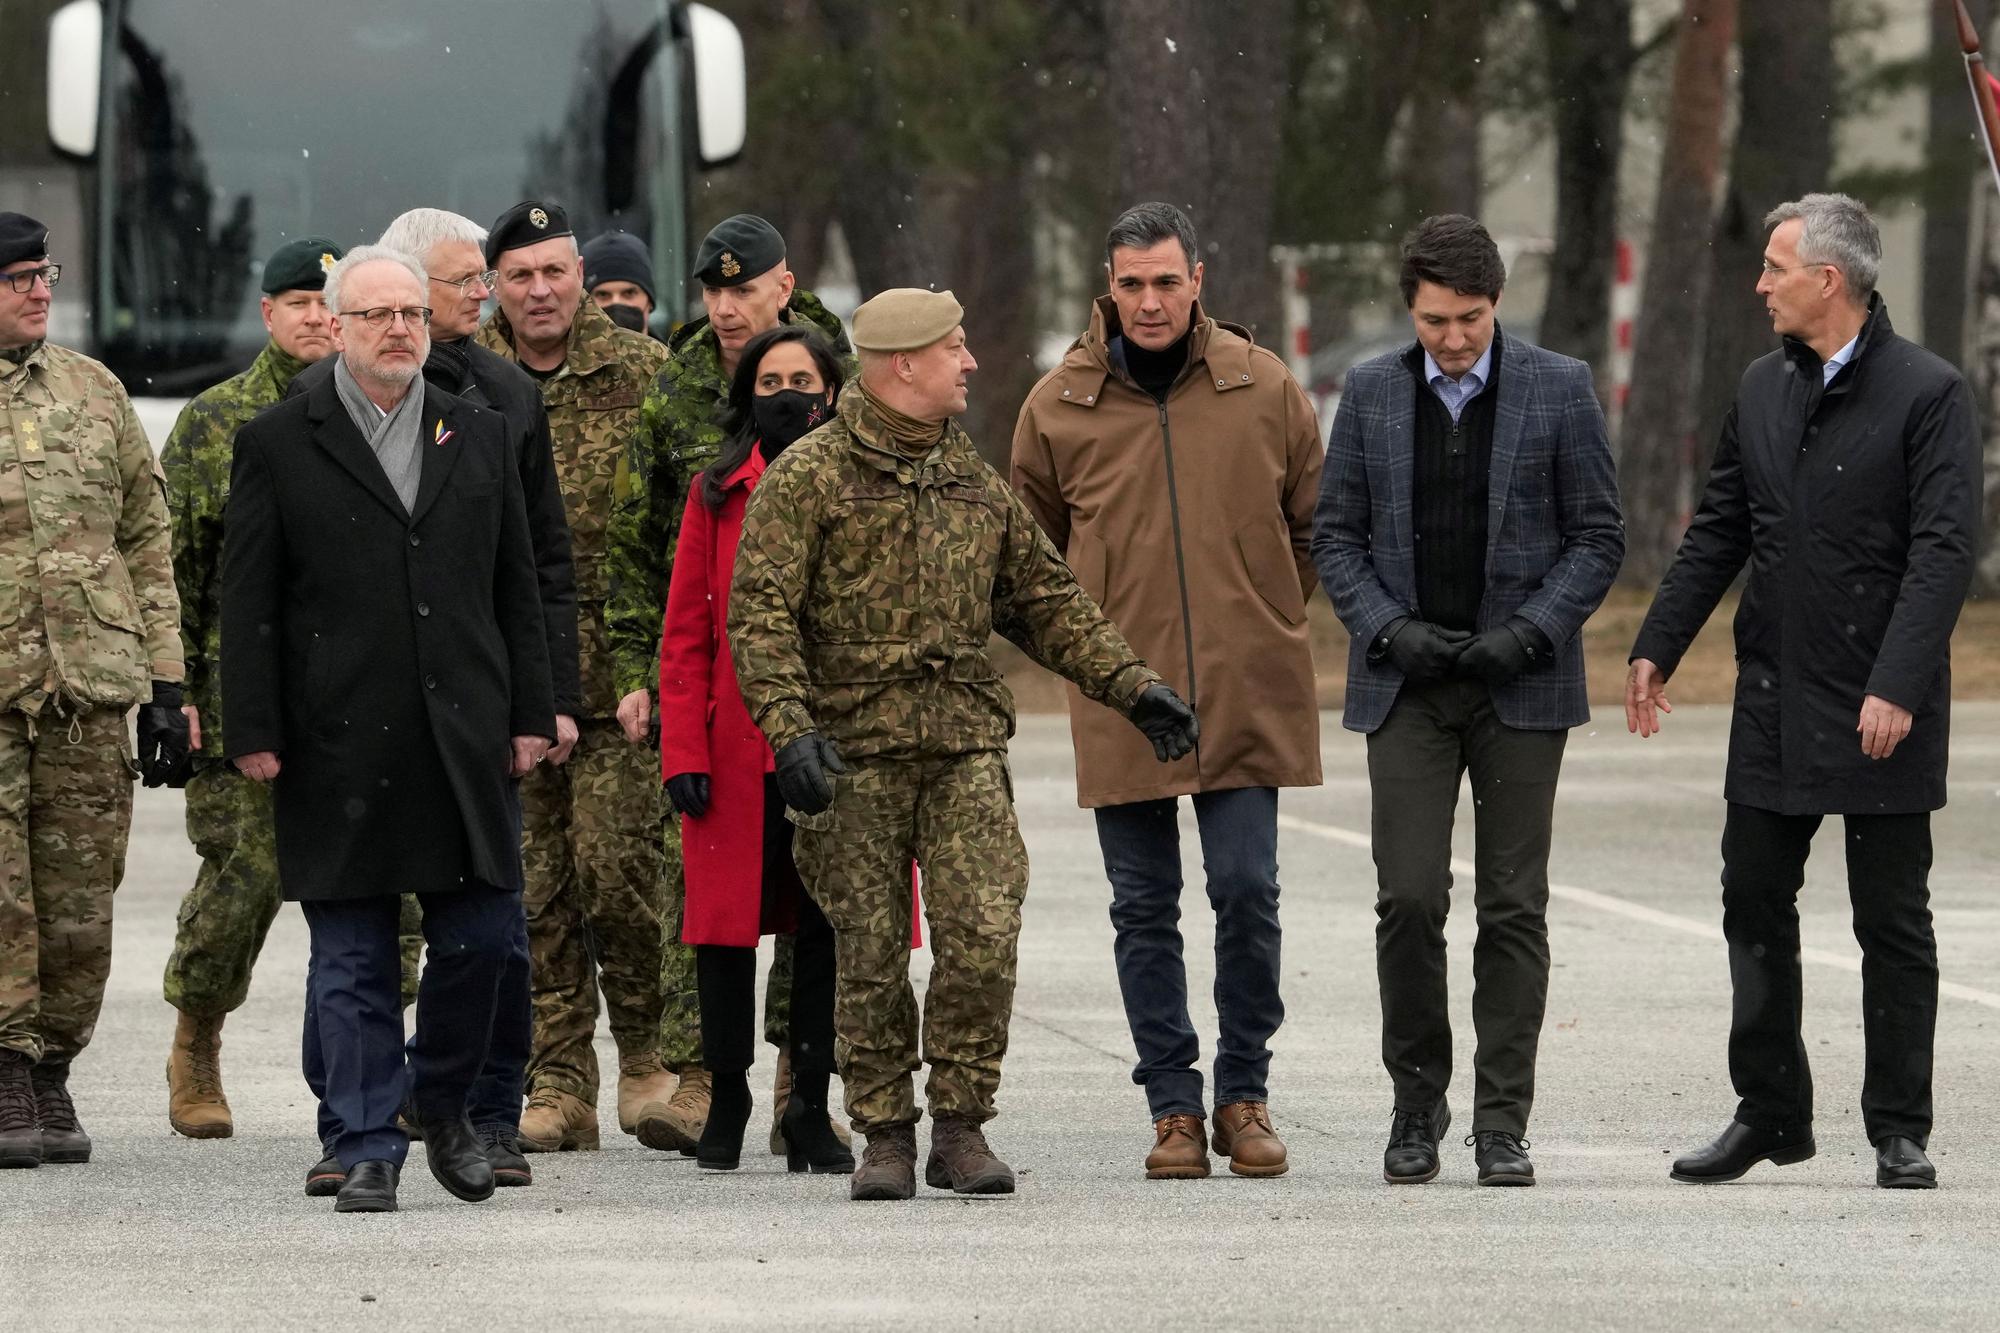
left=720, top=252, right=741, bottom=278
left=530, top=207, right=549, bottom=229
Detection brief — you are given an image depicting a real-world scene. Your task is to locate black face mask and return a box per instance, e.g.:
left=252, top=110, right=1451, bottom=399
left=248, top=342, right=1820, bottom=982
left=753, top=389, right=833, bottom=455
left=602, top=302, right=648, bottom=333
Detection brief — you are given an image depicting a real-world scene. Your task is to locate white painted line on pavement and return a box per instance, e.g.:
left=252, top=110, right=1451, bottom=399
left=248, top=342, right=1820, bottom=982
left=1277, top=813, right=2000, bottom=1011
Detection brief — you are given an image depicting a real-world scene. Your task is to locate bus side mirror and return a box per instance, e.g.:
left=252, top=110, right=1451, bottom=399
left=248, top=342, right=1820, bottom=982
left=686, top=3, right=746, bottom=167
left=47, top=0, right=104, bottom=159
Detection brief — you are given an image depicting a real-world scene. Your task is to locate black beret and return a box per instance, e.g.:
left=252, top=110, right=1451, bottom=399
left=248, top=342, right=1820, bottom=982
left=581, top=232, right=657, bottom=306
left=485, top=200, right=573, bottom=267
left=0, top=213, right=51, bottom=270
left=260, top=237, right=343, bottom=294
left=691, top=213, right=784, bottom=287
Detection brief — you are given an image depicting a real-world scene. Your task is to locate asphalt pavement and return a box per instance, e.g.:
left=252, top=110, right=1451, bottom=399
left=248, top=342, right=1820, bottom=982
left=4, top=705, right=1998, bottom=1329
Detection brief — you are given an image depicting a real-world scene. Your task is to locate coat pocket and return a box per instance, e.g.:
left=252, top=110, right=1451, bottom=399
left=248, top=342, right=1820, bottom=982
left=1066, top=529, right=1108, bottom=605
left=1234, top=520, right=1307, bottom=626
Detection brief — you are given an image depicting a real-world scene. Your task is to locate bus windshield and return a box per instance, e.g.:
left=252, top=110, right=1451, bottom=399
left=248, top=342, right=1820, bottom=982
left=99, top=0, right=689, bottom=395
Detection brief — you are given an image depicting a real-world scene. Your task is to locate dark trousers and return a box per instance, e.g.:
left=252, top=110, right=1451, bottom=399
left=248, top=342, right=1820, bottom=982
left=301, top=887, right=518, bottom=1168
left=1367, top=679, right=1567, bottom=1137
left=1720, top=802, right=1936, bottom=1145
left=1095, top=786, right=1283, bottom=1121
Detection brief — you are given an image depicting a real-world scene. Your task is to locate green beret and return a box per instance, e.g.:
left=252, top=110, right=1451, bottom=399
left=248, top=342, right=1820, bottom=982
left=261, top=237, right=343, bottom=295
left=485, top=200, right=573, bottom=266
left=851, top=288, right=964, bottom=352
left=691, top=213, right=784, bottom=287
left=0, top=213, right=50, bottom=270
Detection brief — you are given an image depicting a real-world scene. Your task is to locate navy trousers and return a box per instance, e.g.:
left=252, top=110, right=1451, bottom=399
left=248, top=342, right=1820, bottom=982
left=1094, top=787, right=1284, bottom=1121
left=301, top=887, right=518, bottom=1168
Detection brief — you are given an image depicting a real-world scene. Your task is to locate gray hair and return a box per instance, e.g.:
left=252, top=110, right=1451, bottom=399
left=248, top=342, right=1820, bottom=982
left=1764, top=193, right=1880, bottom=301
left=377, top=208, right=487, bottom=262
left=1104, top=201, right=1199, bottom=273
left=323, top=245, right=428, bottom=315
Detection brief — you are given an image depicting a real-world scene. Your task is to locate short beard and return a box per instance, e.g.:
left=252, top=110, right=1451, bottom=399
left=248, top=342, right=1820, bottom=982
left=352, top=343, right=425, bottom=391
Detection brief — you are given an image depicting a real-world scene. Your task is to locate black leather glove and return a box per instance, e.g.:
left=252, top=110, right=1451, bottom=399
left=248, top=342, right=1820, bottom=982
left=1129, top=683, right=1199, bottom=763
left=1378, top=618, right=1472, bottom=684
left=1456, top=619, right=1549, bottom=686
left=137, top=680, right=193, bottom=789
left=665, top=772, right=711, bottom=819
left=774, top=733, right=848, bottom=815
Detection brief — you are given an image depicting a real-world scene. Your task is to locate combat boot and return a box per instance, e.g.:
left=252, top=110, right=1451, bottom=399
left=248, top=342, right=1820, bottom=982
left=0, top=1050, right=41, bottom=1169
left=617, top=1052, right=676, bottom=1136
left=925, top=1115, right=1015, bottom=1195
left=635, top=1067, right=709, bottom=1153
left=850, top=1124, right=918, bottom=1202
left=769, top=1048, right=851, bottom=1157
left=33, top=1061, right=91, bottom=1163
left=517, top=1088, right=599, bottom=1153
left=166, top=1010, right=232, bottom=1139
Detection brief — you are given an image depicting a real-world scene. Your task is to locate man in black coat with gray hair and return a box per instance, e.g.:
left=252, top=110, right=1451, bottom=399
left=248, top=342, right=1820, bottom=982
left=1627, top=192, right=1978, bottom=1191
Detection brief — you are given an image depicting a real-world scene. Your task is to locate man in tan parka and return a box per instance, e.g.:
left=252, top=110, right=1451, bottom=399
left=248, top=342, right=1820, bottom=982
left=1010, top=202, right=1323, bottom=1182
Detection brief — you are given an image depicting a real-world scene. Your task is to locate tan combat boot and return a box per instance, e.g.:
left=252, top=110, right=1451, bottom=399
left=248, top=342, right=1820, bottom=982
left=617, top=1053, right=676, bottom=1136
left=768, top=1048, right=852, bottom=1156
left=517, top=1088, right=600, bottom=1153
left=635, top=1067, right=709, bottom=1152
left=924, top=1115, right=1016, bottom=1195
left=850, top=1124, right=918, bottom=1201
left=166, top=1011, right=233, bottom=1139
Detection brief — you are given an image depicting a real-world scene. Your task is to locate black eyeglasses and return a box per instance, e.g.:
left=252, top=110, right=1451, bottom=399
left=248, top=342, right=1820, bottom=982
left=2, top=264, right=59, bottom=294
left=344, top=306, right=433, bottom=328
left=430, top=270, right=498, bottom=294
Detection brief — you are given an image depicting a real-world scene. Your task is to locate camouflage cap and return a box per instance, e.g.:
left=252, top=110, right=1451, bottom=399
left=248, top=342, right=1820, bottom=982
left=850, top=288, right=963, bottom=352
left=691, top=213, right=783, bottom=286
left=486, top=199, right=573, bottom=266
left=0, top=212, right=51, bottom=269
left=260, top=236, right=343, bottom=294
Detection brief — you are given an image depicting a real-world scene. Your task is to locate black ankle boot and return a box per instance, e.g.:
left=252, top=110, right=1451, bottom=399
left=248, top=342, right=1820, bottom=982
left=695, top=1071, right=752, bottom=1170
left=780, top=1062, right=855, bottom=1174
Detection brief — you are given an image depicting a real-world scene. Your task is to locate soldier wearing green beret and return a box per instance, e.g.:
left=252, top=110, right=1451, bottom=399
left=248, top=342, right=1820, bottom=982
left=605, top=213, right=853, bottom=1156
left=157, top=236, right=346, bottom=1141
left=0, top=213, right=185, bottom=1167
left=728, top=287, right=1199, bottom=1201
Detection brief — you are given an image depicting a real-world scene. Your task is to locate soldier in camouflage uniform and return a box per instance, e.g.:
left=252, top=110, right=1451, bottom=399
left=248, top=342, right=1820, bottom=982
left=0, top=214, right=186, bottom=1168
left=157, top=237, right=345, bottom=1140
left=474, top=200, right=676, bottom=1151
left=606, top=214, right=853, bottom=1155
left=729, top=288, right=1198, bottom=1201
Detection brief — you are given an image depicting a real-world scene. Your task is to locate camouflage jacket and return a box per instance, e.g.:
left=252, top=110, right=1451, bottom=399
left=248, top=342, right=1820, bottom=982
left=477, top=297, right=670, bottom=720
left=161, top=339, right=308, bottom=757
left=727, top=388, right=1158, bottom=761
left=604, top=288, right=852, bottom=702
left=0, top=341, right=182, bottom=712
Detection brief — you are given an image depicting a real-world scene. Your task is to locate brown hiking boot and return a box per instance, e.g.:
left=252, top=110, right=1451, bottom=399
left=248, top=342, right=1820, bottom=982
left=33, top=1062, right=90, bottom=1164
left=850, top=1124, right=918, bottom=1201
left=635, top=1067, right=709, bottom=1153
left=0, top=1051, right=41, bottom=1169
left=517, top=1089, right=599, bottom=1153
left=166, top=1011, right=232, bottom=1139
left=1212, top=1101, right=1289, bottom=1177
left=617, top=1053, right=676, bottom=1136
left=924, top=1115, right=1015, bottom=1195
left=1145, top=1113, right=1211, bottom=1180
left=769, top=1047, right=850, bottom=1156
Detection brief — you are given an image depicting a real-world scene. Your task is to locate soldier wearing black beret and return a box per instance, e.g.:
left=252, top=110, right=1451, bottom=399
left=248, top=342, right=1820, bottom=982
left=484, top=200, right=574, bottom=270
left=260, top=237, right=343, bottom=296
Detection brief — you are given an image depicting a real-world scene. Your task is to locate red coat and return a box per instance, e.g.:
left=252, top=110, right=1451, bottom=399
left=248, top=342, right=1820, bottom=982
left=659, top=448, right=920, bottom=947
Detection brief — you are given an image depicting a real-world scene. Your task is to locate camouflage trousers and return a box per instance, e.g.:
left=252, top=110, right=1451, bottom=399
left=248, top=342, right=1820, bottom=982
left=794, top=749, right=1025, bottom=1133
left=0, top=704, right=133, bottom=1063
left=163, top=766, right=419, bottom=1015
left=655, top=849, right=796, bottom=1070
left=522, top=718, right=673, bottom=1100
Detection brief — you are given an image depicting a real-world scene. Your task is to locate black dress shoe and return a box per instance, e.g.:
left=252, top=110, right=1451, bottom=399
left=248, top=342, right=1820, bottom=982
left=334, top=1159, right=398, bottom=1213
left=478, top=1124, right=533, bottom=1188
left=1383, top=1097, right=1450, bottom=1184
left=1874, top=1135, right=1937, bottom=1190
left=305, top=1145, right=346, bottom=1198
left=1670, top=1120, right=1815, bottom=1183
left=1469, top=1131, right=1535, bottom=1186
left=420, top=1115, right=496, bottom=1202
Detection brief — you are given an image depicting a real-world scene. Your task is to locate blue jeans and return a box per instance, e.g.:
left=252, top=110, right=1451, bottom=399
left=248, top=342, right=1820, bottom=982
left=1095, top=787, right=1284, bottom=1121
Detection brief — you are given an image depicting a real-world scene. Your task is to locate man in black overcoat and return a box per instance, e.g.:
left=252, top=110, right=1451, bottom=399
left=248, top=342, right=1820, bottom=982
left=222, top=247, right=555, bottom=1213
left=1627, top=193, right=1979, bottom=1191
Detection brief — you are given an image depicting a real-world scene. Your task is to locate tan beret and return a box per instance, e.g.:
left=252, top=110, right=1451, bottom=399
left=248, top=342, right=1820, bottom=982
left=851, top=287, right=964, bottom=352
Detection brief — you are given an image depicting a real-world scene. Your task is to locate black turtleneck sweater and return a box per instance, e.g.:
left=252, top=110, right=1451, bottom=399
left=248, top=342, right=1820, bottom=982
left=1120, top=328, right=1191, bottom=402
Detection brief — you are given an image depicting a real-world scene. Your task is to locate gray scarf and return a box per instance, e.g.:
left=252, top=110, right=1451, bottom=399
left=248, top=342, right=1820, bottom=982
left=334, top=357, right=425, bottom=514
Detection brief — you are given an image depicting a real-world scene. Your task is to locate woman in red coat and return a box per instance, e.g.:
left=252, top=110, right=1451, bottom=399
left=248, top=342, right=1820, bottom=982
left=660, top=325, right=853, bottom=1173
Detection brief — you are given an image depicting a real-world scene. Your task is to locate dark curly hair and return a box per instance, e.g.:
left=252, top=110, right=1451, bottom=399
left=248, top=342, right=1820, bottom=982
left=1399, top=214, right=1506, bottom=306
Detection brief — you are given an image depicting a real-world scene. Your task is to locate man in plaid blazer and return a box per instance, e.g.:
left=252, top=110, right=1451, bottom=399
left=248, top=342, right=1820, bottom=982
left=1312, top=215, right=1623, bottom=1188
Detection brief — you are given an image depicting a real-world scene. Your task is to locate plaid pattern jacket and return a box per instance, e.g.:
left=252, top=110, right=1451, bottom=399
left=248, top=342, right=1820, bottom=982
left=1312, top=331, right=1624, bottom=733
